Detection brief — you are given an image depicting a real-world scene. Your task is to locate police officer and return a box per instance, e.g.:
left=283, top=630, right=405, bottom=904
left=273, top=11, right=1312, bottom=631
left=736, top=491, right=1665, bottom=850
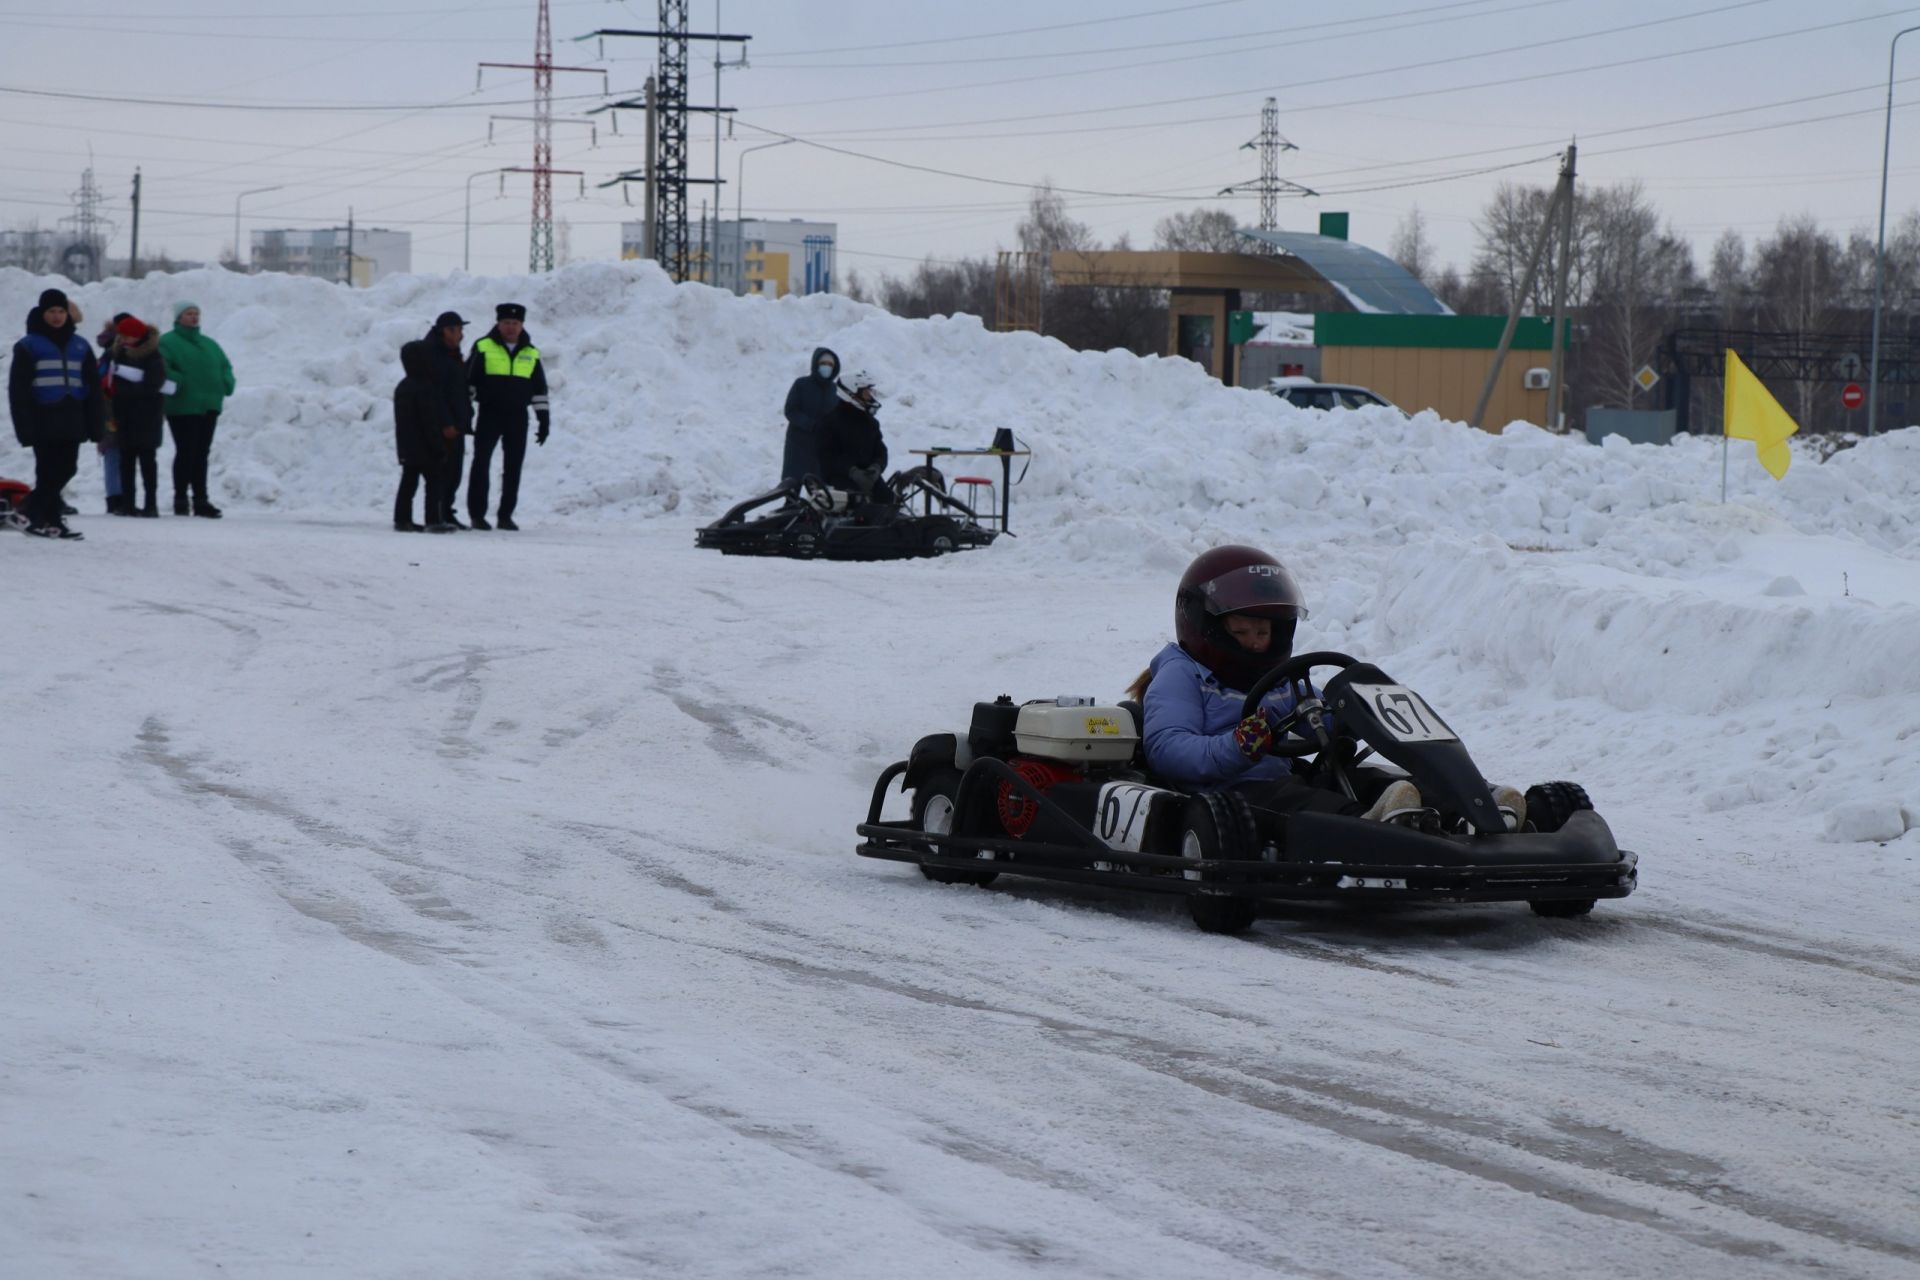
left=464, top=302, right=550, bottom=531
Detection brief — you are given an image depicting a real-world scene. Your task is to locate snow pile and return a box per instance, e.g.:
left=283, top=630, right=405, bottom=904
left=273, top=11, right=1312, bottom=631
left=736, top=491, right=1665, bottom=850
left=5, top=261, right=1918, bottom=841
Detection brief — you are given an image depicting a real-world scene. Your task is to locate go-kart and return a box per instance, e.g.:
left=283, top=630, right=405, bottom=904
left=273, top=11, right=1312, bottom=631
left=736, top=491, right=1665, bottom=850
left=695, top=465, right=996, bottom=562
left=855, top=652, right=1638, bottom=934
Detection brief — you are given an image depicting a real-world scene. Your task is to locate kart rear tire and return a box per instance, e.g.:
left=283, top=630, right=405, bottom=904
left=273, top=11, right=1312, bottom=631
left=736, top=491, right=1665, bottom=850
left=1524, top=781, right=1593, bottom=833
left=1190, top=896, right=1259, bottom=935
left=912, top=768, right=997, bottom=888
left=919, top=515, right=962, bottom=555
left=1179, top=793, right=1260, bottom=934
left=1530, top=898, right=1596, bottom=918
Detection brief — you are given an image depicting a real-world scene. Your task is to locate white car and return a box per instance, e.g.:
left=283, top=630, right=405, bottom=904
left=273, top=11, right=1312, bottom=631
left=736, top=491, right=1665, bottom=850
left=1269, top=379, right=1402, bottom=413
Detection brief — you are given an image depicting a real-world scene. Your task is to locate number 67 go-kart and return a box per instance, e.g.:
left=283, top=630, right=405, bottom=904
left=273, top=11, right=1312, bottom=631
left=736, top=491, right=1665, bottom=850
left=855, top=652, right=1638, bottom=935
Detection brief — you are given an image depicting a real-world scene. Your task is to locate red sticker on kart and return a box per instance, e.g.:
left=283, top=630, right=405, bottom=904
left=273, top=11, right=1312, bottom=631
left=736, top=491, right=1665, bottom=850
left=1346, top=684, right=1457, bottom=743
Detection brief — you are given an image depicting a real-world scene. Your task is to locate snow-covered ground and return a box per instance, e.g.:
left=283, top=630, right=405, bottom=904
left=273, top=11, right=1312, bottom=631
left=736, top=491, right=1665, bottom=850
left=4, top=264, right=1918, bottom=1277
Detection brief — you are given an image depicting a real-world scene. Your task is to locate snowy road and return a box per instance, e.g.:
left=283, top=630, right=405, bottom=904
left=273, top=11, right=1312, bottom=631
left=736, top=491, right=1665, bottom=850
left=5, top=517, right=1917, bottom=1279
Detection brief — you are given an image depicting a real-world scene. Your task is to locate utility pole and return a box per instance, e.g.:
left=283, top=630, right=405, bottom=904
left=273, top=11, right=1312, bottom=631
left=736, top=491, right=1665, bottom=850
left=644, top=75, right=658, bottom=260
left=1220, top=97, right=1315, bottom=250
left=128, top=168, right=141, bottom=280
left=344, top=207, right=354, bottom=286
left=1545, top=143, right=1577, bottom=431
left=1472, top=144, right=1575, bottom=430
left=584, top=4, right=748, bottom=283
left=479, top=0, right=607, bottom=273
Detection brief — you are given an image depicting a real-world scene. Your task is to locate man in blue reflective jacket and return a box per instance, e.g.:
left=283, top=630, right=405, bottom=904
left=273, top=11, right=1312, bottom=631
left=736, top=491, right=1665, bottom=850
left=8, top=289, right=105, bottom=539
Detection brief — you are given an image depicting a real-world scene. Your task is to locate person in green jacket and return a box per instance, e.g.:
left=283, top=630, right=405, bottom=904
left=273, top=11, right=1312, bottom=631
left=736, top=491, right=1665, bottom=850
left=157, top=300, right=235, bottom=518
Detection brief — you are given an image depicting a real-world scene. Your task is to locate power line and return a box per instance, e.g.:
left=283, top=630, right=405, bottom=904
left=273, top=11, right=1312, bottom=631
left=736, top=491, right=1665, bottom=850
left=743, top=3, right=1895, bottom=139
left=0, top=84, right=634, bottom=113
left=748, top=0, right=1251, bottom=59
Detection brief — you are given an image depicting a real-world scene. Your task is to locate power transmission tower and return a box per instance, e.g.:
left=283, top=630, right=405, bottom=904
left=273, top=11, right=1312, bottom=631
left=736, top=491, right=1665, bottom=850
left=59, top=165, right=114, bottom=282
left=1219, top=98, right=1316, bottom=252
left=585, top=3, right=748, bottom=284
left=479, top=0, right=606, bottom=273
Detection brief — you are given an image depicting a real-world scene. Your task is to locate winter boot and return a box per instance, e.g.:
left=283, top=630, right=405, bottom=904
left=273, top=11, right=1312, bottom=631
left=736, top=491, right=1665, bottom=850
left=425, top=521, right=455, bottom=534
left=139, top=500, right=159, bottom=518
left=1362, top=780, right=1424, bottom=825
left=469, top=514, right=492, bottom=531
left=496, top=515, right=519, bottom=531
left=442, top=514, right=468, bottom=531
left=1492, top=785, right=1527, bottom=832
left=192, top=501, right=223, bottom=519
left=23, top=521, right=61, bottom=539
left=394, top=520, right=424, bottom=533
left=174, top=494, right=190, bottom=516
left=54, top=520, right=85, bottom=540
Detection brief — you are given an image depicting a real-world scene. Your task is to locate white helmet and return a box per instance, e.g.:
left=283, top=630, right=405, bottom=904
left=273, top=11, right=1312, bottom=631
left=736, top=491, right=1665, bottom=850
left=840, top=369, right=880, bottom=406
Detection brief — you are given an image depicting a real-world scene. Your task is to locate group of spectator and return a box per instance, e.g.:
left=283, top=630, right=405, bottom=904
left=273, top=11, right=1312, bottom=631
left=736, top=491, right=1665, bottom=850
left=7, top=290, right=555, bottom=541
left=7, top=288, right=232, bottom=539
left=393, top=302, right=550, bottom=533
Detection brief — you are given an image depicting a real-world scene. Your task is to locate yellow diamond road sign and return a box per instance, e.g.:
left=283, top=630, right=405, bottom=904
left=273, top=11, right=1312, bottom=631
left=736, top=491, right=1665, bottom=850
left=1634, top=364, right=1660, bottom=392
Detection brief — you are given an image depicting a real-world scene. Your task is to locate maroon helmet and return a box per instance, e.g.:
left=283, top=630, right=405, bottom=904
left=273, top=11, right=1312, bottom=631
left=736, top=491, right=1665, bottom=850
left=1175, top=545, right=1309, bottom=690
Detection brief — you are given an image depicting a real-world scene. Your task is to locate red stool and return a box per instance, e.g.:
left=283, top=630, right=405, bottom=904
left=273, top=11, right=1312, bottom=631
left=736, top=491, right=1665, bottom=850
left=953, top=475, right=996, bottom=525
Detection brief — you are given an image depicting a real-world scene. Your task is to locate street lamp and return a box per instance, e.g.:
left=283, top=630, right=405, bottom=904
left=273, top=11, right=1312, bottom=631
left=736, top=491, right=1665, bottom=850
left=1867, top=23, right=1920, bottom=438
left=735, top=138, right=793, bottom=296
left=233, top=185, right=283, bottom=271
left=465, top=167, right=511, bottom=273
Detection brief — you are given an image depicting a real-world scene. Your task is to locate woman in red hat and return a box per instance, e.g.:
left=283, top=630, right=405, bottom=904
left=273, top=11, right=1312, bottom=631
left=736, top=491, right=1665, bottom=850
left=108, top=315, right=171, bottom=517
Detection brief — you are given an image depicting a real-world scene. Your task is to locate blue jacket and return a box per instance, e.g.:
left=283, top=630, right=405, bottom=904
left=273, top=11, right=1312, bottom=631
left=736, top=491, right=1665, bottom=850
left=1142, top=642, right=1312, bottom=789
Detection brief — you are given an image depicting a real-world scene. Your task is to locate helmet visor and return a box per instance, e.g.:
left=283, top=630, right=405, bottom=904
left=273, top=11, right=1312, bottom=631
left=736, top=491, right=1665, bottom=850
left=1197, top=563, right=1310, bottom=620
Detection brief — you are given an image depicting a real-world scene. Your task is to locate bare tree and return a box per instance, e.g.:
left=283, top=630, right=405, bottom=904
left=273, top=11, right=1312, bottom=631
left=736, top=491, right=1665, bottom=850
left=1153, top=207, right=1241, bottom=253
left=1015, top=181, right=1094, bottom=255
left=1709, top=229, right=1750, bottom=327
left=1389, top=206, right=1435, bottom=285
left=1751, top=215, right=1852, bottom=424
left=1580, top=182, right=1696, bottom=408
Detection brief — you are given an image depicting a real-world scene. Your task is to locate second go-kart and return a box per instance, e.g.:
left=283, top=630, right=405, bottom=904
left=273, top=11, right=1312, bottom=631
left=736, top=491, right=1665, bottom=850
left=855, top=651, right=1638, bottom=934
left=695, top=465, right=996, bottom=562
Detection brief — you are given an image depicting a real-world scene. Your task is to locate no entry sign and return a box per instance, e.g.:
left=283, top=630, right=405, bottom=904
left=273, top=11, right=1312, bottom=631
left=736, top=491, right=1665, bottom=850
left=1842, top=382, right=1865, bottom=410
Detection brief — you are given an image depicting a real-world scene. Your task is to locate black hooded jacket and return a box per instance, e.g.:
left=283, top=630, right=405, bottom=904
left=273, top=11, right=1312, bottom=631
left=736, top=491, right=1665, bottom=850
left=819, top=389, right=888, bottom=489
left=9, top=303, right=105, bottom=448
left=782, top=346, right=841, bottom=437
left=394, top=340, right=448, bottom=467
left=108, top=324, right=169, bottom=452
left=421, top=325, right=473, bottom=435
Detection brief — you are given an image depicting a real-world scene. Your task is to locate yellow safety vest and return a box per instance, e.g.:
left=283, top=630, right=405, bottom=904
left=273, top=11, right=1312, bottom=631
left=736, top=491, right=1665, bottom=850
left=476, top=337, right=540, bottom=378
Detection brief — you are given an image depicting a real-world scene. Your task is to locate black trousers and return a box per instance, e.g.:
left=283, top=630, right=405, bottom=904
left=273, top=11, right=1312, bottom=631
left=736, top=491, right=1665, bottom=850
left=439, top=434, right=466, bottom=523
left=468, top=418, right=529, bottom=520
left=120, top=446, right=159, bottom=508
left=29, top=439, right=81, bottom=527
left=167, top=412, right=219, bottom=504
left=394, top=461, right=445, bottom=527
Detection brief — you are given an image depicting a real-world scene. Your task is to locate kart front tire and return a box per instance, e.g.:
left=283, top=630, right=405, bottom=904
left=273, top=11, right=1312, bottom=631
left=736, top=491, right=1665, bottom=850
left=912, top=768, right=997, bottom=888
left=1524, top=781, right=1593, bottom=833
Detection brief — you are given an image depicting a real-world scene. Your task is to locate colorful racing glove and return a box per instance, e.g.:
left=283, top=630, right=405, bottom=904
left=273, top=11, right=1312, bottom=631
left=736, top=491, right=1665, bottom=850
left=1233, top=707, right=1285, bottom=760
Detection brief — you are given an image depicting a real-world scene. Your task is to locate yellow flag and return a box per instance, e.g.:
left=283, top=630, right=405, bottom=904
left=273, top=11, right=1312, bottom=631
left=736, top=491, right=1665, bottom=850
left=1723, top=349, right=1799, bottom=480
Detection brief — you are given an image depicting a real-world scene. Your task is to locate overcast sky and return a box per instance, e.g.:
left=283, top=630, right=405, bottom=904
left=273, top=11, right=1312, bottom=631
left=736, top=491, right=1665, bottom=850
left=4, top=0, right=1918, bottom=285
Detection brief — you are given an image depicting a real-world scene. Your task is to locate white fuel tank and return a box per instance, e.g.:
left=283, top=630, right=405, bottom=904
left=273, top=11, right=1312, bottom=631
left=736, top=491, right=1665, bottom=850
left=1013, top=699, right=1140, bottom=763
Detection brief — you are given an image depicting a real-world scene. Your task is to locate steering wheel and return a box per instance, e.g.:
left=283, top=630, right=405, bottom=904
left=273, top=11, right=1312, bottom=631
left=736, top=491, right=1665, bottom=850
left=1236, top=653, right=1363, bottom=797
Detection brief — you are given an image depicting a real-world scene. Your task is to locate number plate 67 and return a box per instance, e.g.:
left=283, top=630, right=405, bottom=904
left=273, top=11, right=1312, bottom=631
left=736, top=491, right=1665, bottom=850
left=1346, top=684, right=1457, bottom=743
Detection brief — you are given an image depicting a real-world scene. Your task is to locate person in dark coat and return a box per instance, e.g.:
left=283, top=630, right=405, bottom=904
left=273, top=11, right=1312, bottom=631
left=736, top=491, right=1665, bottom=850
left=817, top=368, right=889, bottom=496
left=107, top=315, right=170, bottom=518
left=464, top=302, right=549, bottom=531
left=780, top=346, right=840, bottom=485
left=7, top=288, right=105, bottom=539
left=422, top=311, right=472, bottom=528
left=393, top=340, right=454, bottom=532
left=95, top=313, right=127, bottom=514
